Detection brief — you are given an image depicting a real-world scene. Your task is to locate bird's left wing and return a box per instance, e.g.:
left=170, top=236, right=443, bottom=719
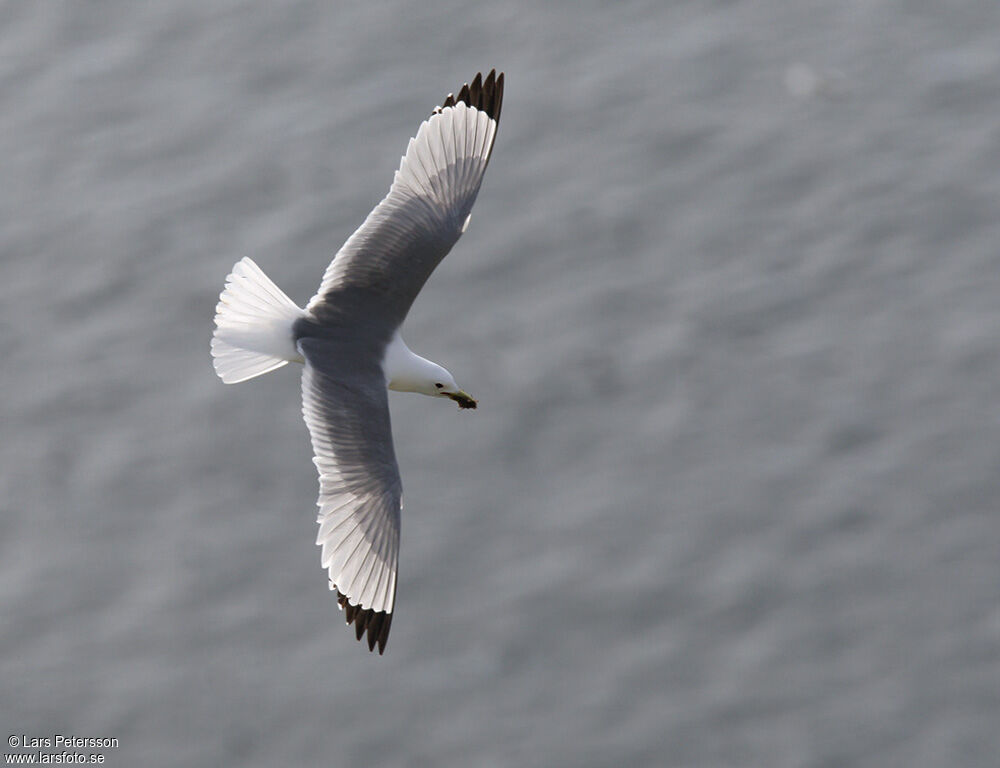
left=299, top=338, right=402, bottom=654
left=306, top=70, right=504, bottom=328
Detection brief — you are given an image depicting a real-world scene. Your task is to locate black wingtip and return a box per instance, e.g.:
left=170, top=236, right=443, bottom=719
left=435, top=70, right=504, bottom=124
left=337, top=589, right=392, bottom=655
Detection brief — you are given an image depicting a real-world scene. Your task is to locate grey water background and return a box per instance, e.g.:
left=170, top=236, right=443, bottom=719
left=2, top=2, right=999, bottom=766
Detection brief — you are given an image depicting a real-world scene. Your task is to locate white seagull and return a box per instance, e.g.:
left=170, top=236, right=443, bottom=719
left=211, top=71, right=504, bottom=653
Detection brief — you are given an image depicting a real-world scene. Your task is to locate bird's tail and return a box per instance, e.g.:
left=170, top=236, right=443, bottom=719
left=211, top=257, right=307, bottom=384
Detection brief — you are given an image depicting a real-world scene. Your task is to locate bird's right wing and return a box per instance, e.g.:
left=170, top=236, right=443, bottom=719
left=306, top=70, right=504, bottom=329
left=299, top=338, right=402, bottom=654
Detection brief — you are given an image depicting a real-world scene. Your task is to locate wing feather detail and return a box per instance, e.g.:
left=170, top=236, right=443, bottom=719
left=299, top=338, right=401, bottom=654
left=291, top=71, right=504, bottom=654
left=306, top=71, right=504, bottom=326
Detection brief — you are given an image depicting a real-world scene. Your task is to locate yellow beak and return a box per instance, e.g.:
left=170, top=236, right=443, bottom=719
left=446, top=390, right=477, bottom=409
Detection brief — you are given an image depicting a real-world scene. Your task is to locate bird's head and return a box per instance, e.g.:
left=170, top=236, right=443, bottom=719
left=429, top=371, right=477, bottom=410
left=385, top=340, right=478, bottom=409
left=418, top=364, right=474, bottom=409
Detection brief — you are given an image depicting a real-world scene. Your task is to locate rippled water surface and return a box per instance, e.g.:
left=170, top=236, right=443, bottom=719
left=3, top=3, right=999, bottom=766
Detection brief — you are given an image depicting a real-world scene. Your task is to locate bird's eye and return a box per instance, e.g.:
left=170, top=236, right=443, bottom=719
left=434, top=383, right=444, bottom=389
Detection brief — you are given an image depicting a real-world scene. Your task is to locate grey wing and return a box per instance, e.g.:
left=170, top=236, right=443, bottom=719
left=299, top=338, right=402, bottom=654
left=306, top=70, right=504, bottom=328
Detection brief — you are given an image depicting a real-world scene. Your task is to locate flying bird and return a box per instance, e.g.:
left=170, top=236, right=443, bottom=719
left=211, top=71, right=504, bottom=654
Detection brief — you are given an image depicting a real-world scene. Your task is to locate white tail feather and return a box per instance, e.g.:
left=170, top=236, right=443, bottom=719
left=211, top=257, right=307, bottom=384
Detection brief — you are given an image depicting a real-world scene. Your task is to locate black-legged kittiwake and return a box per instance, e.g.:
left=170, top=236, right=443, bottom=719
left=211, top=71, right=504, bottom=654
